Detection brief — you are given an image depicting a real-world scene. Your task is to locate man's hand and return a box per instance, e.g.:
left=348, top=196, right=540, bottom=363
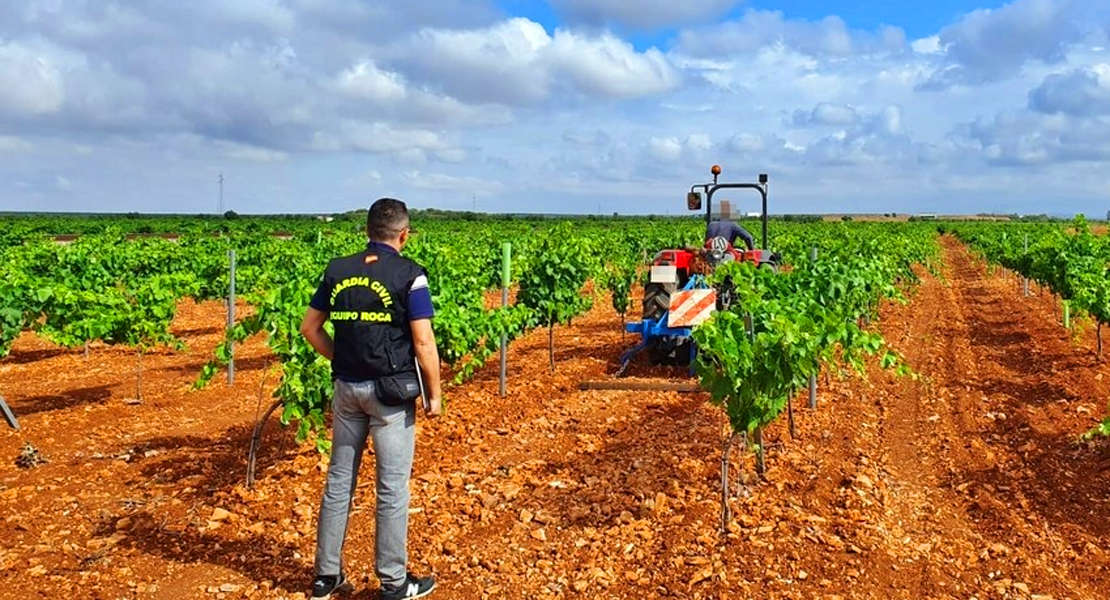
left=411, top=318, right=443, bottom=412
left=425, top=396, right=443, bottom=418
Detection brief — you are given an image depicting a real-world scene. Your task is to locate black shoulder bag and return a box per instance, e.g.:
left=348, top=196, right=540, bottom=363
left=376, top=371, right=421, bottom=406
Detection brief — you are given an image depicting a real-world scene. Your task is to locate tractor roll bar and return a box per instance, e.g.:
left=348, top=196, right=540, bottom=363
left=690, top=172, right=769, bottom=250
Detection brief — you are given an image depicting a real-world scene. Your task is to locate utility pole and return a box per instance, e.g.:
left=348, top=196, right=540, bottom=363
left=217, top=172, right=224, bottom=214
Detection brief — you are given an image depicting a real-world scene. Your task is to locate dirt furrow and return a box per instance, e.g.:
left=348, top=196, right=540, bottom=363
left=2, top=242, right=1109, bottom=600
left=867, top=236, right=1110, bottom=600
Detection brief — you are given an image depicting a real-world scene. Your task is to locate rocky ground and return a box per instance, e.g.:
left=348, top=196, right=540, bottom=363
left=1, top=237, right=1108, bottom=600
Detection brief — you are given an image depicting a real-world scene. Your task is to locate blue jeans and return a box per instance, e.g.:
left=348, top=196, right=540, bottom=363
left=314, top=379, right=416, bottom=588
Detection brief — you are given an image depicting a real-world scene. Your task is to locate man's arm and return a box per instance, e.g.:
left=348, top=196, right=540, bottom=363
left=410, top=318, right=443, bottom=417
left=299, top=307, right=334, bottom=361
left=734, top=224, right=756, bottom=251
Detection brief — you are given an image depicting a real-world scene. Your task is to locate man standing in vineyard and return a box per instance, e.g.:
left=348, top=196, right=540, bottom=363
left=300, top=197, right=443, bottom=600
left=706, top=199, right=755, bottom=251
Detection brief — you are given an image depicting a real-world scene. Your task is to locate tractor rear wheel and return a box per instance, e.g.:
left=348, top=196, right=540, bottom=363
left=642, top=281, right=687, bottom=365
left=642, top=281, right=675, bottom=321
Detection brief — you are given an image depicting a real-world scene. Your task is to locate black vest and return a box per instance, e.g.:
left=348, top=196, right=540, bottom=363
left=320, top=246, right=426, bottom=382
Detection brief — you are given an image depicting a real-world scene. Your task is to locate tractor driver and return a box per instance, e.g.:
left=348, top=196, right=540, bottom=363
left=705, top=199, right=755, bottom=251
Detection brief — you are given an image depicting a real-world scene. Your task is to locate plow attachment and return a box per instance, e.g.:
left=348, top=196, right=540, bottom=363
left=578, top=380, right=702, bottom=393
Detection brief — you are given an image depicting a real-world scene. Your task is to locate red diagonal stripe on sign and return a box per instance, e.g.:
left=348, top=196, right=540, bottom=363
left=682, top=291, right=717, bottom=320
left=669, top=290, right=717, bottom=327
left=669, top=291, right=693, bottom=314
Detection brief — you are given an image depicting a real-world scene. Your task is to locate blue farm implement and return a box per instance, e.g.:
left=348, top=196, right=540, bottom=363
left=580, top=165, right=780, bottom=392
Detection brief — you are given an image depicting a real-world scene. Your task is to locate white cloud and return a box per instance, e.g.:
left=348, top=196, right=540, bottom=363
left=793, top=103, right=859, bottom=127
left=0, top=136, right=31, bottom=151
left=727, top=133, right=767, bottom=153
left=164, top=39, right=313, bottom=126
left=333, top=59, right=511, bottom=126
left=400, top=18, right=680, bottom=104
left=312, top=122, right=455, bottom=159
left=0, top=1, right=511, bottom=152
left=55, top=176, right=72, bottom=191
left=790, top=102, right=903, bottom=144
left=341, top=168, right=383, bottom=192
left=871, top=105, right=904, bottom=136
left=2, top=0, right=1110, bottom=216
left=686, top=133, right=713, bottom=151
left=1028, top=64, right=1110, bottom=116
left=641, top=133, right=718, bottom=168
left=219, top=142, right=290, bottom=162
left=802, top=126, right=912, bottom=167
left=547, top=31, right=679, bottom=98
left=676, top=10, right=907, bottom=59
left=955, top=108, right=1110, bottom=165
left=401, top=170, right=506, bottom=195
left=551, top=0, right=741, bottom=30
left=17, top=2, right=157, bottom=43
left=912, top=36, right=943, bottom=55
left=205, top=0, right=297, bottom=32
left=0, top=41, right=64, bottom=117
left=336, top=60, right=407, bottom=104
left=646, top=137, right=684, bottom=161
left=924, top=0, right=1087, bottom=87
left=433, top=147, right=468, bottom=164
left=289, top=0, right=500, bottom=43
left=394, top=149, right=429, bottom=166
left=401, top=18, right=555, bottom=105
left=563, top=129, right=612, bottom=147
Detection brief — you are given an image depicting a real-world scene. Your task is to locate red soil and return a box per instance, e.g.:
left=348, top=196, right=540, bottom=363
left=1, top=237, right=1108, bottom=599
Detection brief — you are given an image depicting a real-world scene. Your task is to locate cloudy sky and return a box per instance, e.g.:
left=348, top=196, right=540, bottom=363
left=2, top=0, right=1110, bottom=216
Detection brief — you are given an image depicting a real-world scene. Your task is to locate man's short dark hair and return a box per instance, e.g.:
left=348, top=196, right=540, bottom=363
left=367, top=198, right=410, bottom=242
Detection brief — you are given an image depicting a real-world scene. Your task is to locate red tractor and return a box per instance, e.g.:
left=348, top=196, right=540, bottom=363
left=620, top=165, right=779, bottom=371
